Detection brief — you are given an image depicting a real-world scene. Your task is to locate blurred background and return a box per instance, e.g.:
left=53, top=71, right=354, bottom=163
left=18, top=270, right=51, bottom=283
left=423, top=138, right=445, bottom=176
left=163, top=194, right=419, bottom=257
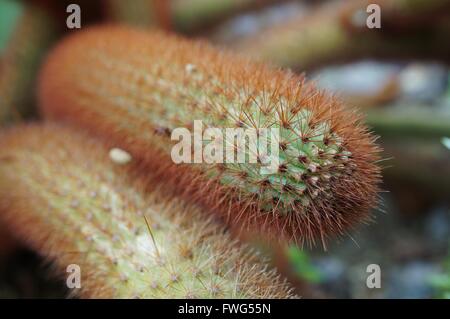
left=0, top=0, right=449, bottom=298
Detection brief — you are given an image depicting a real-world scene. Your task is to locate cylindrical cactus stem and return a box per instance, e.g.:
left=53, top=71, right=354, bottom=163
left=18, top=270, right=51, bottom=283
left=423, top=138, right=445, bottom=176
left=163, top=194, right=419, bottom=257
left=0, top=124, right=294, bottom=299
left=0, top=0, right=57, bottom=124
left=39, top=26, right=381, bottom=246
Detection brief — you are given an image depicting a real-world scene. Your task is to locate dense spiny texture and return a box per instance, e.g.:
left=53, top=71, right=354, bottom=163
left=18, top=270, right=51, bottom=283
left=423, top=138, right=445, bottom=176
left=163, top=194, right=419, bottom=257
left=39, top=26, right=381, bottom=246
left=0, top=124, right=293, bottom=298
left=0, top=2, right=56, bottom=124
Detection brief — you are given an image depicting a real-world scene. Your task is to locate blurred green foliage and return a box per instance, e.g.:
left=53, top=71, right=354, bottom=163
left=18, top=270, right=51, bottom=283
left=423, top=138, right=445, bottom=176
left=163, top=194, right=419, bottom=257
left=430, top=251, right=450, bottom=299
left=287, top=246, right=322, bottom=284
left=0, top=0, right=23, bottom=53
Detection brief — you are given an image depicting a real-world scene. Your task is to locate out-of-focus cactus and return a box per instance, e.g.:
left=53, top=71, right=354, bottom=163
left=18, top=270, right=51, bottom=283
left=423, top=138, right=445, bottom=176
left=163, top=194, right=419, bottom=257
left=0, top=124, right=294, bottom=298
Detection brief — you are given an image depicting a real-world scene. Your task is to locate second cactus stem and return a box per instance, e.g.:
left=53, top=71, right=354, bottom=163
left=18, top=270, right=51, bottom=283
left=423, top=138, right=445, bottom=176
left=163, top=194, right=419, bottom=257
left=0, top=124, right=293, bottom=298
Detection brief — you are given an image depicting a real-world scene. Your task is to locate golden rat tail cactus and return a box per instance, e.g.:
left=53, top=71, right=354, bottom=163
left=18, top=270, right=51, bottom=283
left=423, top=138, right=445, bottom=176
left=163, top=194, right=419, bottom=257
left=39, top=26, right=381, bottom=246
left=0, top=124, right=293, bottom=298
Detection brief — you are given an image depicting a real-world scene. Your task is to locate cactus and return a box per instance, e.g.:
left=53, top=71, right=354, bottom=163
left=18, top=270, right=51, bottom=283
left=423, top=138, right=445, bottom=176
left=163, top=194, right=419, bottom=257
left=0, top=0, right=56, bottom=124
left=0, top=124, right=293, bottom=298
left=39, top=26, right=381, bottom=246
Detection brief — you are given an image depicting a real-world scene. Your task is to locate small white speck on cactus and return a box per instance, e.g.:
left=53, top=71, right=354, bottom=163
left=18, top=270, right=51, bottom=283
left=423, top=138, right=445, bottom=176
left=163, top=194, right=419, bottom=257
left=109, top=147, right=132, bottom=165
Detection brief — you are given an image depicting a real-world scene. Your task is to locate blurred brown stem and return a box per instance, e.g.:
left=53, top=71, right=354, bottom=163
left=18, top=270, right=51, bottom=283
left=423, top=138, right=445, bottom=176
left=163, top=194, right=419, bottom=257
left=381, top=138, right=450, bottom=197
left=104, top=0, right=283, bottom=33
left=366, top=108, right=450, bottom=138
left=234, top=0, right=450, bottom=70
